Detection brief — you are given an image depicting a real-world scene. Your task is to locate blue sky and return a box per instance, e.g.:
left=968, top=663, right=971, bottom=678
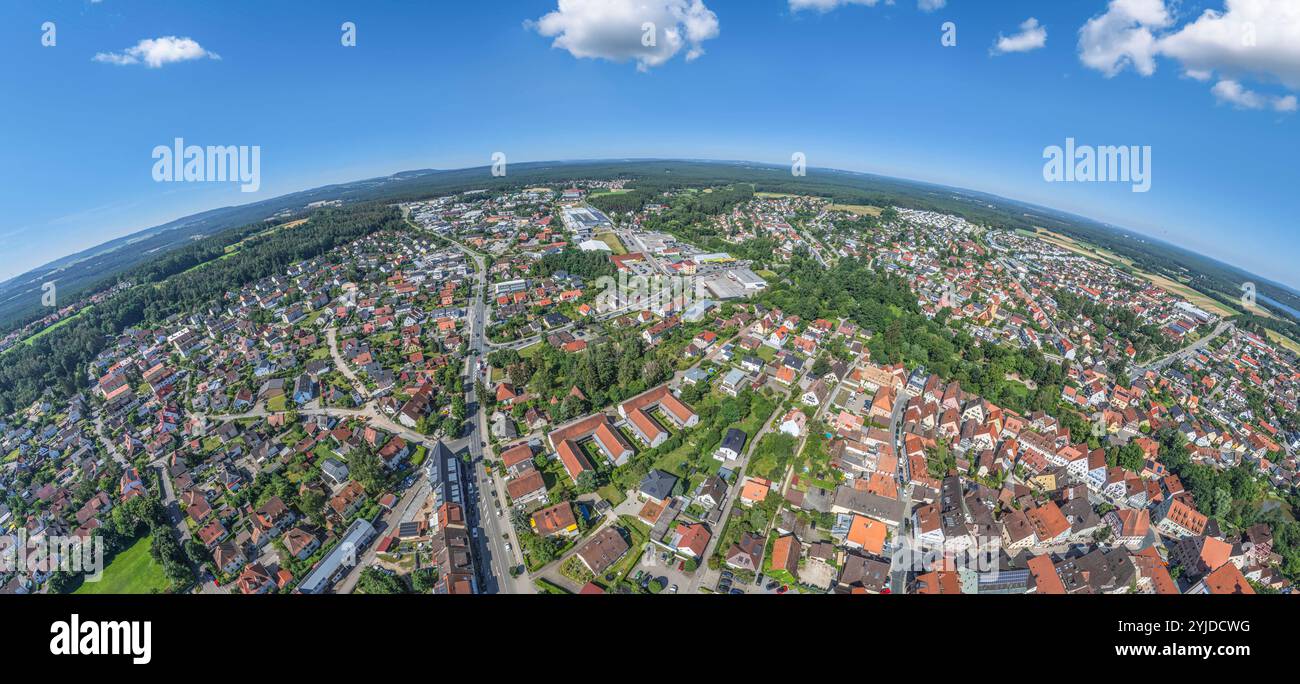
left=2, top=0, right=1297, bottom=287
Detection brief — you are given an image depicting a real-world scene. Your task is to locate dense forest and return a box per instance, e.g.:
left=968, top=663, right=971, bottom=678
left=533, top=247, right=616, bottom=280
left=587, top=189, right=655, bottom=215
left=0, top=204, right=403, bottom=413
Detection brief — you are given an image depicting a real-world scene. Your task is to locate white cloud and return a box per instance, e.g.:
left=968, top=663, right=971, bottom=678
left=1159, top=0, right=1300, bottom=90
left=1078, top=0, right=1171, bottom=77
left=992, top=17, right=1047, bottom=55
left=93, top=36, right=219, bottom=68
left=527, top=0, right=719, bottom=71
left=1078, top=0, right=1299, bottom=113
left=1212, top=79, right=1298, bottom=110
left=787, top=0, right=945, bottom=12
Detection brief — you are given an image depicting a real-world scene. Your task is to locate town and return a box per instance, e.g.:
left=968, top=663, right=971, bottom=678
left=2, top=180, right=1297, bottom=597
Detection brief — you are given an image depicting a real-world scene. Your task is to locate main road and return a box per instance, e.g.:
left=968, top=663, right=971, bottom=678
left=406, top=207, right=531, bottom=594
left=1128, top=320, right=1234, bottom=381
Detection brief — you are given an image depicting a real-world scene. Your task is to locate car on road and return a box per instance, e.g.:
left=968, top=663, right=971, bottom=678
left=729, top=588, right=744, bottom=595
left=777, top=585, right=789, bottom=594
left=669, top=584, right=678, bottom=593
left=504, top=543, right=512, bottom=552
left=766, top=581, right=779, bottom=590
left=496, top=509, right=502, bottom=517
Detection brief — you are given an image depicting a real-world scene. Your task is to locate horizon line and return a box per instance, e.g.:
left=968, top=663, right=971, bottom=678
left=4, top=156, right=1296, bottom=296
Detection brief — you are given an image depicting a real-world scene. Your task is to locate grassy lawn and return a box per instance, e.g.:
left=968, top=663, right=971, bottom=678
left=592, top=231, right=627, bottom=255
left=756, top=345, right=776, bottom=362
left=312, top=442, right=338, bottom=461
left=827, top=203, right=883, bottom=217
left=267, top=395, right=287, bottom=412
left=748, top=432, right=798, bottom=482
left=518, top=341, right=545, bottom=359
left=597, top=484, right=626, bottom=506
left=653, top=440, right=697, bottom=477
left=75, top=535, right=171, bottom=594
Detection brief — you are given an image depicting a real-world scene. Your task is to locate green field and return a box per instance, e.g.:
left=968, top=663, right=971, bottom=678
left=75, top=535, right=171, bottom=594
left=518, top=341, right=546, bottom=359
left=592, top=232, right=628, bottom=255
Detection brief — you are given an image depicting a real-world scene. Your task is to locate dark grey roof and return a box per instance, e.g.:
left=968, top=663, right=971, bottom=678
left=721, top=428, right=747, bottom=454
left=639, top=469, right=678, bottom=501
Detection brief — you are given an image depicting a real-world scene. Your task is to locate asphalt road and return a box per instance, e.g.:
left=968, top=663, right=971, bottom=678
left=425, top=226, right=531, bottom=594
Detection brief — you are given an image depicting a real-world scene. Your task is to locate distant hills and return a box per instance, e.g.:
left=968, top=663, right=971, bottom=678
left=3, top=159, right=1296, bottom=331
